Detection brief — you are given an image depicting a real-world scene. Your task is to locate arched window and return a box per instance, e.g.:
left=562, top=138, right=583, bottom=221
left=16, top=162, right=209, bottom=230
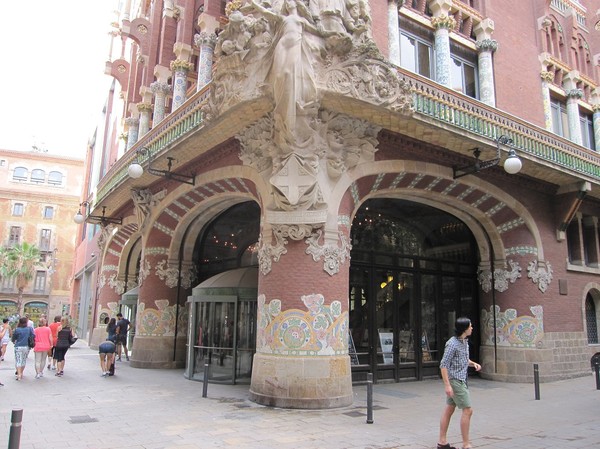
left=13, top=167, right=28, bottom=180
left=586, top=293, right=599, bottom=344
left=31, top=169, right=45, bottom=183
left=48, top=171, right=63, bottom=185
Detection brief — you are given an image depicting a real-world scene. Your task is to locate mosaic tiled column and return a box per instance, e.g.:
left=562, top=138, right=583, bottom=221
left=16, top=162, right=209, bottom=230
left=194, top=32, right=217, bottom=91
left=566, top=88, right=583, bottom=145
left=540, top=71, right=555, bottom=130
left=137, top=103, right=153, bottom=137
left=125, top=117, right=139, bottom=150
left=431, top=15, right=456, bottom=88
left=476, top=39, right=497, bottom=106
left=387, top=0, right=400, bottom=66
left=250, top=219, right=353, bottom=408
left=150, top=81, right=171, bottom=125
left=592, top=104, right=600, bottom=150
left=170, top=59, right=194, bottom=111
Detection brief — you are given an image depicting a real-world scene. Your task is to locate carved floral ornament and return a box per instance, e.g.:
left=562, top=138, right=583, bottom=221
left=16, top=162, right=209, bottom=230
left=258, top=224, right=351, bottom=276
left=478, top=259, right=553, bottom=293
left=155, top=259, right=197, bottom=289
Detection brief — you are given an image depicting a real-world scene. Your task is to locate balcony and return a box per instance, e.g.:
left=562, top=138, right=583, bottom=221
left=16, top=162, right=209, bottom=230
left=94, top=67, right=600, bottom=215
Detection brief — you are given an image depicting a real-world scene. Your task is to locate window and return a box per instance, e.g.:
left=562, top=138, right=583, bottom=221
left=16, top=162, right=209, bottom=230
left=33, top=271, right=46, bottom=293
left=12, top=203, right=24, bottom=216
left=580, top=114, right=596, bottom=151
left=551, top=99, right=569, bottom=139
left=31, top=169, right=45, bottom=183
left=2, top=277, right=15, bottom=291
left=48, top=171, right=63, bottom=185
left=8, top=226, right=21, bottom=246
left=12, top=167, right=27, bottom=181
left=400, top=32, right=433, bottom=78
left=43, top=206, right=54, bottom=219
left=40, top=229, right=52, bottom=251
left=586, top=294, right=599, bottom=344
left=450, top=56, right=477, bottom=98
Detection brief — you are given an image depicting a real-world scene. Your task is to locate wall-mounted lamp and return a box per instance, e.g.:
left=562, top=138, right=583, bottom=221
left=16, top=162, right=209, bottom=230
left=453, top=135, right=522, bottom=179
left=128, top=147, right=195, bottom=185
left=73, top=201, right=123, bottom=226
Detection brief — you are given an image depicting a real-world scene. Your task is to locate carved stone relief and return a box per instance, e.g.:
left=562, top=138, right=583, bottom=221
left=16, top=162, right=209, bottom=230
left=527, top=260, right=553, bottom=293
left=131, top=188, right=167, bottom=230
left=305, top=228, right=352, bottom=276
left=155, top=259, right=180, bottom=288
left=478, top=260, right=522, bottom=293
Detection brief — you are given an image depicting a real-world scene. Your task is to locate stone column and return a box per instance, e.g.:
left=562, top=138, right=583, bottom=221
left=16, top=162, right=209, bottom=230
left=565, top=88, right=583, bottom=145
left=540, top=71, right=555, bottom=130
left=388, top=0, right=400, bottom=66
left=170, top=59, right=194, bottom=111
left=475, top=39, right=498, bottom=106
left=137, top=103, right=153, bottom=137
left=194, top=32, right=217, bottom=91
left=430, top=15, right=456, bottom=88
left=150, top=81, right=171, bottom=125
left=250, top=220, right=353, bottom=409
left=125, top=117, right=140, bottom=150
left=563, top=71, right=582, bottom=145
left=592, top=103, right=600, bottom=150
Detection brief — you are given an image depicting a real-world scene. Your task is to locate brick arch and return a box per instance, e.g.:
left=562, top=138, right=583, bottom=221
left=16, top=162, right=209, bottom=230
left=100, top=223, right=139, bottom=295
left=332, top=160, right=544, bottom=266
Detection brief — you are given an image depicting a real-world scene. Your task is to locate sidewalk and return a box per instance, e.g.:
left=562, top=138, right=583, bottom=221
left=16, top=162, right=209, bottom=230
left=0, top=340, right=598, bottom=449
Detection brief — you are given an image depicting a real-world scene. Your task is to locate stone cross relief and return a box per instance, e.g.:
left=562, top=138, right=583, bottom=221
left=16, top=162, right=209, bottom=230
left=209, top=0, right=413, bottom=274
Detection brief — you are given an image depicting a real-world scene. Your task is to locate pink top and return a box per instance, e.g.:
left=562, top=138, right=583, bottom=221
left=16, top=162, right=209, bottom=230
left=34, top=326, right=53, bottom=352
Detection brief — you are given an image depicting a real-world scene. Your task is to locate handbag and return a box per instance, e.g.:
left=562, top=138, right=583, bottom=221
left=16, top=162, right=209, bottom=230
left=28, top=331, right=36, bottom=349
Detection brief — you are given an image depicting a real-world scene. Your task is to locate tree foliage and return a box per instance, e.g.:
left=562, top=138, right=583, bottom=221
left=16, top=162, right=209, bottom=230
left=0, top=242, right=41, bottom=315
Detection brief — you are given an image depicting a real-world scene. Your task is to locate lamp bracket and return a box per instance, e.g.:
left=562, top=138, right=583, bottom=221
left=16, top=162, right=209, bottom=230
left=453, top=135, right=515, bottom=179
left=78, top=202, right=122, bottom=226
left=136, top=149, right=195, bottom=186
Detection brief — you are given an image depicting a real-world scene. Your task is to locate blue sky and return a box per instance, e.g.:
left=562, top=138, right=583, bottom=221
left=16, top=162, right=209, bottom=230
left=0, top=1, right=115, bottom=159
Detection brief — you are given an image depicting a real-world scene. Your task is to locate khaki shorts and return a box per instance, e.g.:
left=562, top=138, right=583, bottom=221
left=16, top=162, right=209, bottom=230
left=446, top=378, right=471, bottom=409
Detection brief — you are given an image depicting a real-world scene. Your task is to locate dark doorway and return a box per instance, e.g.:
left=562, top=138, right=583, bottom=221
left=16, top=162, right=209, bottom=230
left=349, top=198, right=479, bottom=382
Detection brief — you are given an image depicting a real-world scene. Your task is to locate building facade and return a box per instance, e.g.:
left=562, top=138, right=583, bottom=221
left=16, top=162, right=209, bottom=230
left=0, top=149, right=84, bottom=323
left=73, top=0, right=600, bottom=408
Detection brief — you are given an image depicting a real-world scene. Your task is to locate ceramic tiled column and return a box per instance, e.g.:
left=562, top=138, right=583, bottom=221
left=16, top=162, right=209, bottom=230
left=125, top=117, right=139, bottom=150
left=540, top=71, right=555, bottom=130
left=137, top=103, right=153, bottom=137
left=592, top=104, right=600, bottom=150
left=566, top=88, right=583, bottom=145
left=170, top=59, right=194, bottom=111
left=150, top=81, right=171, bottom=125
left=431, top=15, right=455, bottom=88
left=194, top=32, right=217, bottom=91
left=388, top=0, right=400, bottom=66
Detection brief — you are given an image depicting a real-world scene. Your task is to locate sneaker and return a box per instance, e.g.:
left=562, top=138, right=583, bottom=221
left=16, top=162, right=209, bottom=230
left=39, top=372, right=44, bottom=377
left=126, top=356, right=130, bottom=361
left=117, top=357, right=121, bottom=361
left=47, top=364, right=51, bottom=369
left=35, top=374, right=40, bottom=379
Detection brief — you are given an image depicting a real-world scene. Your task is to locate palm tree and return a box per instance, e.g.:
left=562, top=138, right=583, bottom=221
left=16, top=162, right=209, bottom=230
left=0, top=242, right=41, bottom=315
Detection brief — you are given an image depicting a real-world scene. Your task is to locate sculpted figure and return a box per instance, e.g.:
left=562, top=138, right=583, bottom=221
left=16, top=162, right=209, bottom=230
left=251, top=0, right=323, bottom=146
left=215, top=10, right=252, bottom=57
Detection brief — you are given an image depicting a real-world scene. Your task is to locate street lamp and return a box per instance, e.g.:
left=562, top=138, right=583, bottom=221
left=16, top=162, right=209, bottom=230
left=453, top=135, right=522, bottom=179
left=128, top=147, right=195, bottom=185
left=73, top=201, right=122, bottom=226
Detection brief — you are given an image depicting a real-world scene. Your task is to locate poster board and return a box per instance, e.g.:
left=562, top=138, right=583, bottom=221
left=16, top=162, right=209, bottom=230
left=378, top=329, right=394, bottom=364
left=348, top=330, right=359, bottom=365
left=421, top=331, right=432, bottom=362
left=398, top=330, right=413, bottom=361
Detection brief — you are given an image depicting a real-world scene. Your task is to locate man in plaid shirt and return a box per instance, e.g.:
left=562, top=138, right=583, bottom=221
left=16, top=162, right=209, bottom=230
left=437, top=317, right=481, bottom=449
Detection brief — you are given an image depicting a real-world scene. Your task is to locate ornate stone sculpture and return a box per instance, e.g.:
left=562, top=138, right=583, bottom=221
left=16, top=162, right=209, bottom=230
left=131, top=188, right=167, bottom=230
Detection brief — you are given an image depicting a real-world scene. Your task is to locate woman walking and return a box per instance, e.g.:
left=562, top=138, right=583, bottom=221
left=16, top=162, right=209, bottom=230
left=12, top=317, right=34, bottom=380
left=0, top=318, right=12, bottom=361
left=33, top=318, right=53, bottom=378
left=54, top=316, right=76, bottom=377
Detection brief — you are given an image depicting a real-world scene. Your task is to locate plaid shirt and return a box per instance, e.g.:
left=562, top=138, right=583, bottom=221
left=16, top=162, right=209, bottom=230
left=440, top=336, right=469, bottom=382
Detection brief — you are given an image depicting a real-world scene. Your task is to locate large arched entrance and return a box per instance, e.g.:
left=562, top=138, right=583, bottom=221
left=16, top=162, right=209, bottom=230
left=349, top=198, right=479, bottom=382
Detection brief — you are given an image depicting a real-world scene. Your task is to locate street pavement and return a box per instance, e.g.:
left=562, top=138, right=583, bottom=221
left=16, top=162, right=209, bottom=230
left=0, top=339, right=598, bottom=449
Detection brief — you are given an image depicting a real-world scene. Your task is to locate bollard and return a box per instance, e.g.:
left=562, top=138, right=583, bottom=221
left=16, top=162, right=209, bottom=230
left=202, top=363, right=209, bottom=398
left=594, top=362, right=600, bottom=390
left=533, top=363, right=540, bottom=400
left=366, top=372, right=374, bottom=424
left=8, top=408, right=23, bottom=449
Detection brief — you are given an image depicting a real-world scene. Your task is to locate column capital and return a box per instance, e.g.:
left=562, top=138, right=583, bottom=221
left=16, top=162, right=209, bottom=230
left=566, top=88, right=583, bottom=100
left=540, top=70, right=555, bottom=83
left=124, top=116, right=139, bottom=127
left=431, top=15, right=456, bottom=30
left=150, top=80, right=171, bottom=95
left=591, top=103, right=600, bottom=112
left=137, top=102, right=153, bottom=113
left=473, top=18, right=495, bottom=40
left=476, top=38, right=498, bottom=53
left=170, top=58, right=194, bottom=73
left=194, top=32, right=217, bottom=49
